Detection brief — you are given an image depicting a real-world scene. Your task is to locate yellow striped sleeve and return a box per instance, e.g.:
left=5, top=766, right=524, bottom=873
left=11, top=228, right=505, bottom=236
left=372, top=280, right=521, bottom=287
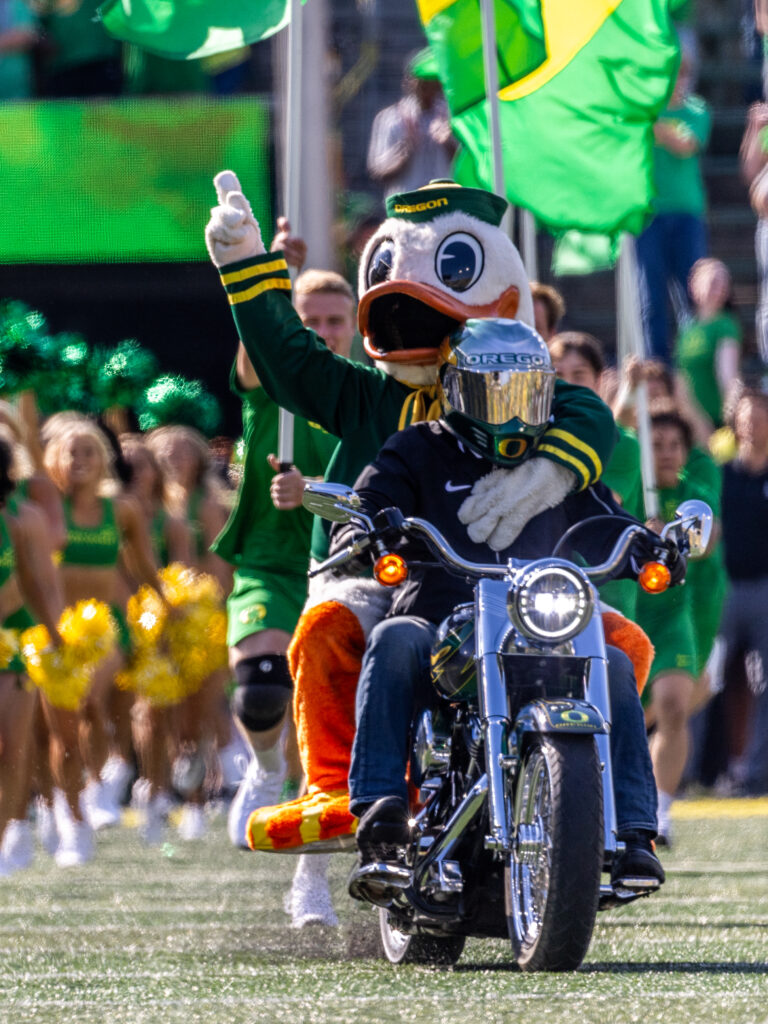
left=537, top=443, right=590, bottom=490
left=544, top=428, right=602, bottom=478
left=220, top=259, right=288, bottom=286
left=228, top=278, right=292, bottom=306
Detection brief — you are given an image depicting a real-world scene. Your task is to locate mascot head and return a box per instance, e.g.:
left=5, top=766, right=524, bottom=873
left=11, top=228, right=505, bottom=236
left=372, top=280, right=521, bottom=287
left=437, top=317, right=555, bottom=467
left=358, top=180, right=534, bottom=371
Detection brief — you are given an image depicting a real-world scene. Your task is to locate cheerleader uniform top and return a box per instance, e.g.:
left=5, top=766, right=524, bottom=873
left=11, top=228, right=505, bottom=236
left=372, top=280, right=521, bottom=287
left=60, top=497, right=121, bottom=567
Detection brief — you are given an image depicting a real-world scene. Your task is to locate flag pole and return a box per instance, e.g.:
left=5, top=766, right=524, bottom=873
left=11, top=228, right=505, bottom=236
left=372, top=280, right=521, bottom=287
left=521, top=209, right=538, bottom=281
left=479, top=0, right=513, bottom=238
left=278, top=0, right=303, bottom=471
left=617, top=233, right=658, bottom=518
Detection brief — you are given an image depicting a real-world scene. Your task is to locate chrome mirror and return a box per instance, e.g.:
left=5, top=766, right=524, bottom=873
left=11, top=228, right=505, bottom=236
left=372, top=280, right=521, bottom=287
left=302, top=482, right=361, bottom=524
left=661, top=500, right=713, bottom=560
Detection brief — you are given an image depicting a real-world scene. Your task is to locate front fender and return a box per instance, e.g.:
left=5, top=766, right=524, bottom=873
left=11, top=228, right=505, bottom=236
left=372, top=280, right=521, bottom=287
left=515, top=699, right=608, bottom=736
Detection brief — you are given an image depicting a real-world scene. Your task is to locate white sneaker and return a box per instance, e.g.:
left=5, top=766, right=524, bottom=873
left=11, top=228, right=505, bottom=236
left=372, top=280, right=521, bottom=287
left=217, top=732, right=251, bottom=793
left=171, top=752, right=207, bottom=798
left=177, top=803, right=207, bottom=841
left=81, top=780, right=121, bottom=831
left=227, top=755, right=286, bottom=848
left=35, top=798, right=59, bottom=856
left=100, top=757, right=134, bottom=808
left=55, top=818, right=95, bottom=868
left=139, top=794, right=169, bottom=846
left=0, top=820, right=34, bottom=873
left=286, top=855, right=339, bottom=928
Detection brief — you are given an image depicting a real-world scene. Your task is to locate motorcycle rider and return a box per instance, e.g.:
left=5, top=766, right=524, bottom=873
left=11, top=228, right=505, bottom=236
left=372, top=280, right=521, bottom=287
left=333, top=319, right=673, bottom=902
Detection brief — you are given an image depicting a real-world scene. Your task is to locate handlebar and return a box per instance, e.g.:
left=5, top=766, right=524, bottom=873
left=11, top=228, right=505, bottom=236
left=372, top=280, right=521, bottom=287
left=309, top=509, right=653, bottom=585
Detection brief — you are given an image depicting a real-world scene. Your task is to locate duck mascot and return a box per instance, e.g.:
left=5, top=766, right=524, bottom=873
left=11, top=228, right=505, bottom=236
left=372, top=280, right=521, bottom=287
left=205, top=173, right=651, bottom=855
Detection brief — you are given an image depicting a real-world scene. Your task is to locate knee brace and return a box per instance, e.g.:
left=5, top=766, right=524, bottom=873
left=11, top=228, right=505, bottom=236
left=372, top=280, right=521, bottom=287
left=232, top=654, right=293, bottom=732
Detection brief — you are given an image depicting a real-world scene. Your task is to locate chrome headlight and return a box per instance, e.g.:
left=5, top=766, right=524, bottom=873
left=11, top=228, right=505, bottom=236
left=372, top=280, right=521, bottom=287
left=508, top=560, right=593, bottom=643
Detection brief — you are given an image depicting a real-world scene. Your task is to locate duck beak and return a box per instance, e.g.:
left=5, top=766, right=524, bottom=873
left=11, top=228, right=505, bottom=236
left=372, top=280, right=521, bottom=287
left=359, top=280, right=521, bottom=362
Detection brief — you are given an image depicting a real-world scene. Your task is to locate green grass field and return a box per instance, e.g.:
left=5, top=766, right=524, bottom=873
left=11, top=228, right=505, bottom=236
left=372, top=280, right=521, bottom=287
left=2, top=798, right=767, bottom=1024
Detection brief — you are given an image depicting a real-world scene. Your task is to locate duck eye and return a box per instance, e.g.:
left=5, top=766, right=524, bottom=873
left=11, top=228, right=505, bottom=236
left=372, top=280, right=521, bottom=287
left=435, top=233, right=484, bottom=292
left=366, top=238, right=395, bottom=288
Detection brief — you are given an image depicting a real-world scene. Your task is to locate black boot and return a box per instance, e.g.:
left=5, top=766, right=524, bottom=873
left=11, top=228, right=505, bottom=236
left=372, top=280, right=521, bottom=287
left=355, top=797, right=411, bottom=866
left=612, top=830, right=666, bottom=890
left=349, top=797, right=411, bottom=906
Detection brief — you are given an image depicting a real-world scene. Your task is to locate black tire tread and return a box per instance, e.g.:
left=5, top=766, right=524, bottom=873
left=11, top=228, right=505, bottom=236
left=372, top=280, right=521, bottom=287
left=508, top=735, right=603, bottom=972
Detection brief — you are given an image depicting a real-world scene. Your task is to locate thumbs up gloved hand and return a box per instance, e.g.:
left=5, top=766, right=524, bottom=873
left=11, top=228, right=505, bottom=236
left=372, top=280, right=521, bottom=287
left=205, top=170, right=265, bottom=268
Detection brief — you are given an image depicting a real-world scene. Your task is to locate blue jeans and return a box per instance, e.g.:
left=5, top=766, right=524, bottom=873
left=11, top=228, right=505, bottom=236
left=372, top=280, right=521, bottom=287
left=348, top=616, right=658, bottom=835
left=635, top=212, right=707, bottom=364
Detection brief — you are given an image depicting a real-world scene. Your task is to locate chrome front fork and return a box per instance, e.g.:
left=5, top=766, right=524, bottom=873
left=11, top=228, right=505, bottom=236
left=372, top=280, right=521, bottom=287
left=475, top=581, right=515, bottom=854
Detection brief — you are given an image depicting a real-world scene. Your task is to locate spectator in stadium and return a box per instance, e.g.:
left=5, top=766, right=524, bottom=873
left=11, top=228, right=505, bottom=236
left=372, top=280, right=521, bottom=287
left=636, top=44, right=711, bottom=363
left=37, top=0, right=122, bottom=98
left=674, top=258, right=741, bottom=434
left=740, top=100, right=768, bottom=364
left=0, top=0, right=38, bottom=99
left=530, top=281, right=566, bottom=342
left=367, top=48, right=456, bottom=198
left=717, top=389, right=768, bottom=794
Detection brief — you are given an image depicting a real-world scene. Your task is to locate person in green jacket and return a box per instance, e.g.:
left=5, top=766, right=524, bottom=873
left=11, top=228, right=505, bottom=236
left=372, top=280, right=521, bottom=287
left=215, top=267, right=348, bottom=928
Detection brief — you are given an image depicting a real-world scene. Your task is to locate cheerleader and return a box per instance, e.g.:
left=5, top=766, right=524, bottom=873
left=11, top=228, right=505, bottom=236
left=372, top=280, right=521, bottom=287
left=43, top=418, right=169, bottom=847
left=119, top=434, right=192, bottom=842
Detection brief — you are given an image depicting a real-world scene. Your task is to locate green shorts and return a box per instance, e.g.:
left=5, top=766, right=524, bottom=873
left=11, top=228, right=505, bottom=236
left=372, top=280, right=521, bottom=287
left=599, top=578, right=638, bottom=621
left=636, top=589, right=697, bottom=706
left=685, top=557, right=727, bottom=674
left=226, top=568, right=308, bottom=648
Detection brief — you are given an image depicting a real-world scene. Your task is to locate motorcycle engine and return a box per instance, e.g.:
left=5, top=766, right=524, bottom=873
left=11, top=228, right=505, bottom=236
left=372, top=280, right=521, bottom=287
left=430, top=603, right=477, bottom=702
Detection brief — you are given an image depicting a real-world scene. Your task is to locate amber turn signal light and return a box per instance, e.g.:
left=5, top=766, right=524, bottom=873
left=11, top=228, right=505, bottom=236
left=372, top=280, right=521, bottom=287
left=374, top=552, right=408, bottom=587
left=638, top=561, right=671, bottom=594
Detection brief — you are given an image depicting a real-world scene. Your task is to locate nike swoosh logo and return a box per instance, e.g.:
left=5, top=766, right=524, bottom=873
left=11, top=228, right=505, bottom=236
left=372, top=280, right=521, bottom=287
left=445, top=481, right=472, bottom=492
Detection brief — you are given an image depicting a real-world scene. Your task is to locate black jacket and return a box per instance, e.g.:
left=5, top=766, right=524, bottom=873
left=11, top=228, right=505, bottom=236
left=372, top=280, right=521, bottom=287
left=331, top=421, right=639, bottom=624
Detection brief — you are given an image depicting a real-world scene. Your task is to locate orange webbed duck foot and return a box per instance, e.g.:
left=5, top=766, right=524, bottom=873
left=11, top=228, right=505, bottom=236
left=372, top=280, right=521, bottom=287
left=246, top=788, right=357, bottom=853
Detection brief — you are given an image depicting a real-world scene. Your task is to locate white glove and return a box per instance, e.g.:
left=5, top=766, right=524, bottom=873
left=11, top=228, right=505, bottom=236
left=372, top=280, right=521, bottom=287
left=458, top=458, right=577, bottom=551
left=205, top=169, right=265, bottom=268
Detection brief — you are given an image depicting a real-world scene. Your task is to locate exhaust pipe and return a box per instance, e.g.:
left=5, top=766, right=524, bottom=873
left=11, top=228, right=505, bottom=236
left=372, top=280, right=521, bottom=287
left=413, top=774, right=488, bottom=890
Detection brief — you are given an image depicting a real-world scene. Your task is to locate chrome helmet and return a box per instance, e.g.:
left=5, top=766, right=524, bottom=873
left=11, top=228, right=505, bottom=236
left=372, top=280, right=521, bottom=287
left=437, top=318, right=555, bottom=466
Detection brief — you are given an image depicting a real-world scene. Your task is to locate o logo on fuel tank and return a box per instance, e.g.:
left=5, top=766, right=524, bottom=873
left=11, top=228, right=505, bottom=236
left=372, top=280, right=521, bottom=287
left=559, top=709, right=590, bottom=724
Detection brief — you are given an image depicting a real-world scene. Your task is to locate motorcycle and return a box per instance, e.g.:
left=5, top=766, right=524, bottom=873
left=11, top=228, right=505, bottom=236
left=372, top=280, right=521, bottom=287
left=304, top=482, right=712, bottom=970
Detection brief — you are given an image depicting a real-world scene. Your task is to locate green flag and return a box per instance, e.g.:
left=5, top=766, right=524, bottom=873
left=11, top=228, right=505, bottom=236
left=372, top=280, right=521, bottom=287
left=551, top=231, right=619, bottom=276
left=98, top=0, right=305, bottom=60
left=418, top=0, right=679, bottom=235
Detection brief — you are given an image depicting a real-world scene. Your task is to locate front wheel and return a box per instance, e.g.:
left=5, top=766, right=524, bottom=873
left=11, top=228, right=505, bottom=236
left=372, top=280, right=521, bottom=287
left=505, top=734, right=603, bottom=971
left=378, top=909, right=465, bottom=966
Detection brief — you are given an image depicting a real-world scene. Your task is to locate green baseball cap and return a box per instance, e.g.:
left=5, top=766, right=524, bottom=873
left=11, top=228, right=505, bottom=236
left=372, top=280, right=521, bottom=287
left=385, top=180, right=508, bottom=226
left=408, top=46, right=439, bottom=80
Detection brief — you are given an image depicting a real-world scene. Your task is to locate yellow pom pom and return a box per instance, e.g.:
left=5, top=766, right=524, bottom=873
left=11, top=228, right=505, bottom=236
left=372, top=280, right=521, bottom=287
left=0, top=627, right=19, bottom=670
left=21, top=625, right=92, bottom=711
left=116, top=651, right=185, bottom=707
left=21, top=601, right=117, bottom=710
left=59, top=600, right=118, bottom=662
left=127, top=586, right=167, bottom=647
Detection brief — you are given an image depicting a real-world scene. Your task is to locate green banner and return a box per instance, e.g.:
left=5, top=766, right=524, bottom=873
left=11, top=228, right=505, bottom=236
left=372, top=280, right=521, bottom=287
left=99, top=0, right=304, bottom=61
left=0, top=97, right=271, bottom=263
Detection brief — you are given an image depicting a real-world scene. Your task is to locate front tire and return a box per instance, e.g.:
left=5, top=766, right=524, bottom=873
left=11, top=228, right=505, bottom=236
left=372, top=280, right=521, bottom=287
left=378, top=909, right=465, bottom=966
left=505, top=734, right=602, bottom=971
